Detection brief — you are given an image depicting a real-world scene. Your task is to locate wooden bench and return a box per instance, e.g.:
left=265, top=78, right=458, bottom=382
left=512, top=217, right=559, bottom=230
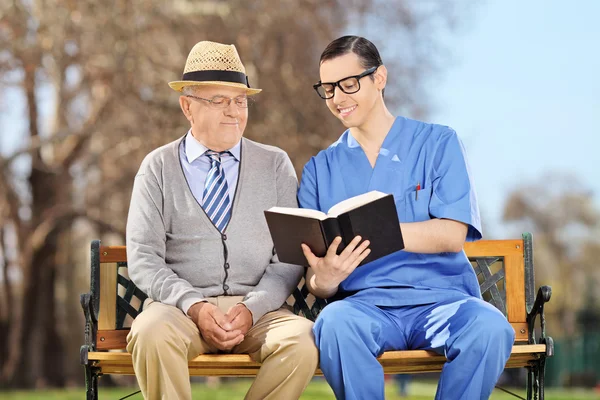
left=80, top=232, right=553, bottom=400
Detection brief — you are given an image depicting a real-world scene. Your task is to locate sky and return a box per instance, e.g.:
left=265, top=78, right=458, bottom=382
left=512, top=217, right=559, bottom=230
left=1, top=0, right=598, bottom=239
left=426, top=0, right=600, bottom=237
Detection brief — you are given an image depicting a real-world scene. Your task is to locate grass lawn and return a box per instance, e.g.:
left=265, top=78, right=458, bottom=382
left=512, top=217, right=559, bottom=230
left=2, top=378, right=598, bottom=399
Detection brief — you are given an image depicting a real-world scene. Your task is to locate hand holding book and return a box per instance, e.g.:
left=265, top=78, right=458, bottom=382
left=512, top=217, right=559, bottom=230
left=301, top=235, right=371, bottom=291
left=265, top=191, right=404, bottom=267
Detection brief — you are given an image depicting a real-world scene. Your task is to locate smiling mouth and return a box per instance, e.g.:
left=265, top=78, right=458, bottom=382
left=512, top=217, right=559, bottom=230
left=338, top=105, right=357, bottom=116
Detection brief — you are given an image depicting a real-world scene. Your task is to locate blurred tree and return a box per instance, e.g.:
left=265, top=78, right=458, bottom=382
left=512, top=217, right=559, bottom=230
left=503, top=173, right=600, bottom=338
left=0, top=0, right=467, bottom=388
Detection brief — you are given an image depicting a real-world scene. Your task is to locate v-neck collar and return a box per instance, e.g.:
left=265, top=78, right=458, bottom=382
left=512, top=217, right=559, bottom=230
left=175, top=135, right=245, bottom=235
left=345, top=117, right=405, bottom=186
left=348, top=117, right=404, bottom=160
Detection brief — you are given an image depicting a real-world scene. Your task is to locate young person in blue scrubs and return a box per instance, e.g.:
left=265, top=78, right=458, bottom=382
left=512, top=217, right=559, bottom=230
left=298, top=36, right=515, bottom=400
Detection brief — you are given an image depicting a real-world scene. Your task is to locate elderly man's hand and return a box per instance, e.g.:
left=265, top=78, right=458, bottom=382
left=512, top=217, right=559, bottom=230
left=225, top=303, right=253, bottom=336
left=188, top=302, right=244, bottom=351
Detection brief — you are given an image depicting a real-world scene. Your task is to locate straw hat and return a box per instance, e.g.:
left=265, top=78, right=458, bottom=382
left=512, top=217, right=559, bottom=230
left=168, top=41, right=262, bottom=95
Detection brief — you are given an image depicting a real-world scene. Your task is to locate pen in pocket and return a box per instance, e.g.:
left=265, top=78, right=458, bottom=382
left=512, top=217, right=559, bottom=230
left=416, top=181, right=421, bottom=200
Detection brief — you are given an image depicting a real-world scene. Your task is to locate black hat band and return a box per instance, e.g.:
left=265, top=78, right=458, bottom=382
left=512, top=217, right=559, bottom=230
left=182, top=70, right=250, bottom=88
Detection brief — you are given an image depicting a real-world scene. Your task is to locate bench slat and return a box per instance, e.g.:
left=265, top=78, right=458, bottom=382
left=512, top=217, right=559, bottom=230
left=90, top=344, right=545, bottom=363
left=97, top=330, right=129, bottom=350
left=100, top=240, right=524, bottom=264
left=99, top=246, right=127, bottom=263
left=88, top=344, right=545, bottom=376
left=97, top=361, right=541, bottom=376
left=98, top=263, right=117, bottom=330
left=463, top=240, right=523, bottom=257
left=512, top=322, right=528, bottom=342
left=505, top=254, right=527, bottom=323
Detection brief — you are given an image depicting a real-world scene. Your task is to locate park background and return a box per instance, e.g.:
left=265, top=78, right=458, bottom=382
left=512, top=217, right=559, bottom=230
left=1, top=0, right=599, bottom=398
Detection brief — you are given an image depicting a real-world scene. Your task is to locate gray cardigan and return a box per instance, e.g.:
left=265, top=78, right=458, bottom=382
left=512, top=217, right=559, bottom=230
left=126, top=136, right=303, bottom=324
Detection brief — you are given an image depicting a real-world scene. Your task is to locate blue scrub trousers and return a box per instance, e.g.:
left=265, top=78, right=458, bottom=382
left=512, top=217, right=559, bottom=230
left=314, top=296, right=515, bottom=400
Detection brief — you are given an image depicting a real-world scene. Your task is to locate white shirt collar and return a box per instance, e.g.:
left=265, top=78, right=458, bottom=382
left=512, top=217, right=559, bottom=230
left=184, top=130, right=241, bottom=162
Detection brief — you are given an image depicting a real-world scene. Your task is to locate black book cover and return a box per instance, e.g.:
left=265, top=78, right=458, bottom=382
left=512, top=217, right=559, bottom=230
left=264, top=194, right=404, bottom=267
left=337, top=194, right=404, bottom=265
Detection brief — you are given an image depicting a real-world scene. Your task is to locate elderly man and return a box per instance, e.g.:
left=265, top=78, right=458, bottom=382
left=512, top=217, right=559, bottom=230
left=125, top=41, right=318, bottom=400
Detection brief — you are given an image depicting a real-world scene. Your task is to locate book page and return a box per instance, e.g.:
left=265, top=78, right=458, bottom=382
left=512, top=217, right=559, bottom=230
left=327, top=190, right=389, bottom=217
left=266, top=207, right=328, bottom=220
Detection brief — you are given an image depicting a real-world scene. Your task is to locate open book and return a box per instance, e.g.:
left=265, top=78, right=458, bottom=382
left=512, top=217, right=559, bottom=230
left=264, top=191, right=404, bottom=267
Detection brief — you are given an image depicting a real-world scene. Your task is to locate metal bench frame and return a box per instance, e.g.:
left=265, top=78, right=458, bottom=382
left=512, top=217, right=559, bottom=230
left=80, top=232, right=553, bottom=400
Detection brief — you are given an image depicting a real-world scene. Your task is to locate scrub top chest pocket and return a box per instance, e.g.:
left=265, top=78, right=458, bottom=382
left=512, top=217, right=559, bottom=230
left=404, top=186, right=433, bottom=222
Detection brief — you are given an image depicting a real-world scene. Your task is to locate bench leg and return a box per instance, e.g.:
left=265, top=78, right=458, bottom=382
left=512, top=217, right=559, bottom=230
left=527, top=365, right=538, bottom=400
left=526, top=359, right=546, bottom=400
left=84, top=364, right=99, bottom=400
left=538, top=357, right=546, bottom=400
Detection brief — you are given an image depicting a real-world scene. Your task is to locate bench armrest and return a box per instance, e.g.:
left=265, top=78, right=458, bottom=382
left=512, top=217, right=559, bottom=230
left=80, top=292, right=98, bottom=355
left=526, top=285, right=554, bottom=356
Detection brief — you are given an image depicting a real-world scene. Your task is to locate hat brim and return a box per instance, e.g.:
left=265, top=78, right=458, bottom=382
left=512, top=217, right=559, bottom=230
left=168, top=80, right=262, bottom=95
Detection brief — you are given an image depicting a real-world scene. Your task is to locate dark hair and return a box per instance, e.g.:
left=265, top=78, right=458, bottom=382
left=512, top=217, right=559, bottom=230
left=320, top=36, right=382, bottom=69
left=320, top=36, right=384, bottom=95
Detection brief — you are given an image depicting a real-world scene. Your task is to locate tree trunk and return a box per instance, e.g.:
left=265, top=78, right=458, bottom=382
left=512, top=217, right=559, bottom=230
left=10, top=168, right=67, bottom=388
left=58, top=228, right=85, bottom=386
left=0, top=227, right=11, bottom=373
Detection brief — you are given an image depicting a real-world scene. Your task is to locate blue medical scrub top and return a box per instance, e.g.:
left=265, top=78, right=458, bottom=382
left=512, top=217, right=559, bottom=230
left=297, top=116, right=483, bottom=306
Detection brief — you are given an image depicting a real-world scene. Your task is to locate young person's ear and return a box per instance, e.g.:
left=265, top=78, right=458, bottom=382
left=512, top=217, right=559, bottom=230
left=375, top=65, right=388, bottom=90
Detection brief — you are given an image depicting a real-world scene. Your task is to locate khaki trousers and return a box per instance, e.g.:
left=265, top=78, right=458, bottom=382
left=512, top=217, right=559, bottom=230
left=126, top=297, right=318, bottom=400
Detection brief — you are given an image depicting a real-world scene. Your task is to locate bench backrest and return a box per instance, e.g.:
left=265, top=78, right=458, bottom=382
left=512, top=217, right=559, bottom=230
left=89, top=233, right=535, bottom=351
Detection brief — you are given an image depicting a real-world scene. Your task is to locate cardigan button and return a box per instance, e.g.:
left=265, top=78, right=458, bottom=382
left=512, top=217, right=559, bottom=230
left=222, top=234, right=227, bottom=240
left=225, top=263, right=230, bottom=269
left=223, top=284, right=230, bottom=291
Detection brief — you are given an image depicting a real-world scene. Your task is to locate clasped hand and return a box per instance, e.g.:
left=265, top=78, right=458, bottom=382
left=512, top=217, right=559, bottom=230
left=302, top=235, right=371, bottom=291
left=188, top=302, right=253, bottom=351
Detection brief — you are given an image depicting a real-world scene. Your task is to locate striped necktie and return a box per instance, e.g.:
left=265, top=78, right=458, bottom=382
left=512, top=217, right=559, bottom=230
left=202, top=150, right=231, bottom=231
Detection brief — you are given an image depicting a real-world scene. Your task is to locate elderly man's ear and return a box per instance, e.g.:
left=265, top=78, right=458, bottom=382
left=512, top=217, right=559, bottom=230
left=179, top=96, right=193, bottom=123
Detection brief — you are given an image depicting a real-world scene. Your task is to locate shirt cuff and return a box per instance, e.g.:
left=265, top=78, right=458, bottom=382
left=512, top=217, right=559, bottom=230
left=241, top=296, right=273, bottom=325
left=179, top=293, right=208, bottom=317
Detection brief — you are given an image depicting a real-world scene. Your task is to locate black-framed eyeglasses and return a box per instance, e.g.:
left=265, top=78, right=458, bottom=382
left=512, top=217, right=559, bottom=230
left=313, top=66, right=379, bottom=100
left=186, top=94, right=254, bottom=109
